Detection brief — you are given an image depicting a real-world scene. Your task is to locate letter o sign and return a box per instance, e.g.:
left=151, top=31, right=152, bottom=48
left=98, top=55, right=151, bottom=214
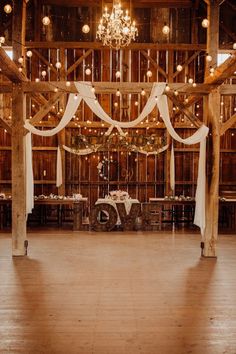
left=91, top=203, right=117, bottom=231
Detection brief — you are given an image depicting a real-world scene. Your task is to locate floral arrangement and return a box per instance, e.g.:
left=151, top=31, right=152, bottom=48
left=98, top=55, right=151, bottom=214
left=108, top=190, right=129, bottom=201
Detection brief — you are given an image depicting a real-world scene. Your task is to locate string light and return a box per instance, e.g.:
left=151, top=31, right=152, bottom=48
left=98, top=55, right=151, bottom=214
left=18, top=57, right=24, bottom=64
left=42, top=16, right=50, bottom=26
left=141, top=88, right=146, bottom=96
left=233, top=43, right=236, bottom=50
left=176, top=65, right=183, bottom=72
left=206, top=54, right=212, bottom=62
left=85, top=68, right=92, bottom=75
left=55, top=61, right=62, bottom=69
left=4, top=4, right=12, bottom=13
left=146, top=69, right=152, bottom=77
left=116, top=89, right=121, bottom=97
left=0, top=37, right=5, bottom=45
left=202, top=18, right=209, bottom=28
left=82, top=24, right=90, bottom=33
left=66, top=81, right=71, bottom=87
left=188, top=78, right=193, bottom=84
left=165, top=85, right=170, bottom=92
left=162, top=23, right=170, bottom=35
left=115, top=71, right=121, bottom=78
left=26, top=50, right=33, bottom=57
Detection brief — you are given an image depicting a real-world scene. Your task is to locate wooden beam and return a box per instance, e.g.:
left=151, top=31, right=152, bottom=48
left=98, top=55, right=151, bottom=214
left=140, top=50, right=167, bottom=79
left=0, top=48, right=28, bottom=83
left=220, top=23, right=236, bottom=42
left=40, top=0, right=193, bottom=7
left=0, top=117, right=12, bottom=134
left=32, top=49, right=58, bottom=75
left=173, top=51, right=201, bottom=78
left=166, top=91, right=202, bottom=127
left=29, top=92, right=63, bottom=125
left=25, top=41, right=206, bottom=51
left=204, top=54, right=236, bottom=84
left=220, top=113, right=236, bottom=135
left=66, top=49, right=93, bottom=76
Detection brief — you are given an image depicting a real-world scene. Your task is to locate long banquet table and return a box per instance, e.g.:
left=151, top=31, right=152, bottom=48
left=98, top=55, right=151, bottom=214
left=0, top=197, right=88, bottom=230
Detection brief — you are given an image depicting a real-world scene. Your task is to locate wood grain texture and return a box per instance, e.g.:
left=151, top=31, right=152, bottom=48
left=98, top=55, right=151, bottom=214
left=0, top=231, right=236, bottom=353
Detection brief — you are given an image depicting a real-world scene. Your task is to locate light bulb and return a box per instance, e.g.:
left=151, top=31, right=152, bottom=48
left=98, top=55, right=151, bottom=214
left=116, top=89, right=120, bottom=97
left=35, top=78, right=40, bottom=82
left=4, top=4, right=12, bottom=13
left=141, top=89, right=146, bottom=96
left=55, top=61, right=62, bottom=69
left=134, top=101, right=139, bottom=106
left=0, top=37, right=5, bottom=45
left=165, top=85, right=170, bottom=92
left=18, top=57, right=24, bottom=64
left=115, top=71, right=121, bottom=78
left=162, top=24, right=170, bottom=35
left=82, top=24, right=90, bottom=34
left=26, top=50, right=33, bottom=57
left=206, top=54, right=212, bottom=62
left=114, top=102, right=118, bottom=107
left=18, top=67, right=23, bottom=72
left=176, top=65, right=183, bottom=72
left=202, top=18, right=209, bottom=28
left=146, top=70, right=152, bottom=77
left=85, top=68, right=91, bottom=75
left=174, top=90, right=178, bottom=96
left=233, top=43, right=236, bottom=50
left=192, top=82, right=197, bottom=87
left=42, top=16, right=50, bottom=26
left=41, top=70, right=47, bottom=77
left=188, top=78, right=193, bottom=84
left=210, top=67, right=215, bottom=73
left=66, top=81, right=71, bottom=87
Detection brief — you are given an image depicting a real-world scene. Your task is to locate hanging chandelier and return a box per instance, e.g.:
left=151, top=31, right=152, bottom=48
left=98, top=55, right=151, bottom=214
left=96, top=2, right=138, bottom=50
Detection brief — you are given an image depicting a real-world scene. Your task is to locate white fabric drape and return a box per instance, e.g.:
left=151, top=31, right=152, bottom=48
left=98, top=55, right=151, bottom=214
left=56, top=146, right=63, bottom=187
left=170, top=143, right=175, bottom=192
left=75, top=82, right=165, bottom=128
left=24, top=94, right=82, bottom=136
left=25, top=132, right=34, bottom=215
left=156, top=94, right=209, bottom=236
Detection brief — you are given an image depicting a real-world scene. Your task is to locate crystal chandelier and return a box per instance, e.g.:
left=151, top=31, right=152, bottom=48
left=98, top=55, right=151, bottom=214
left=96, top=2, right=138, bottom=50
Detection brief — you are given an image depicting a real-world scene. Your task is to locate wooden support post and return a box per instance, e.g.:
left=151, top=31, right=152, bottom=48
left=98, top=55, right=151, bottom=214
left=12, top=84, right=27, bottom=256
left=203, top=89, right=220, bottom=257
left=202, top=1, right=220, bottom=257
left=11, top=0, right=27, bottom=256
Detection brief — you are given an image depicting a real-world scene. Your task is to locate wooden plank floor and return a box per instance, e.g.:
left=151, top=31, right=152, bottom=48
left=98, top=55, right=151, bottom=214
left=0, top=230, right=236, bottom=354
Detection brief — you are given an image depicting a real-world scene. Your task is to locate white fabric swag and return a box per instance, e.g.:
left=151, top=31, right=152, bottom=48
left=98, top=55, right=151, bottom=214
left=25, top=82, right=208, bottom=236
left=156, top=94, right=209, bottom=236
left=170, top=143, right=175, bottom=192
left=25, top=132, right=34, bottom=215
left=56, top=147, right=63, bottom=187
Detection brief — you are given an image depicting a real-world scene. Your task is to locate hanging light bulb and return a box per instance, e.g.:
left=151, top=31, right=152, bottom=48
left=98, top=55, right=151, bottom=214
left=42, top=16, right=50, bottom=26
left=18, top=57, right=24, bottom=64
left=91, top=86, right=95, bottom=93
left=66, top=81, right=71, bottom=87
left=82, top=24, right=90, bottom=33
left=233, top=43, right=236, bottom=50
left=115, top=71, right=121, bottom=78
left=192, top=82, right=197, bottom=87
left=162, top=23, right=170, bottom=35
left=26, top=50, right=33, bottom=57
left=188, top=78, right=194, bottom=84
left=134, top=101, right=139, bottom=106
left=209, top=67, right=215, bottom=73
left=116, top=89, right=121, bottom=97
left=176, top=64, right=183, bottom=72
left=114, top=102, right=118, bottom=107
left=174, top=90, right=178, bottom=96
left=141, top=88, right=146, bottom=96
left=146, top=69, right=152, bottom=77
left=202, top=18, right=209, bottom=28
left=165, top=85, right=170, bottom=92
left=4, top=4, right=12, bottom=13
left=55, top=61, right=62, bottom=69
left=41, top=70, right=47, bottom=77
left=206, top=54, right=212, bottom=62
left=85, top=67, right=92, bottom=75
left=0, top=37, right=5, bottom=45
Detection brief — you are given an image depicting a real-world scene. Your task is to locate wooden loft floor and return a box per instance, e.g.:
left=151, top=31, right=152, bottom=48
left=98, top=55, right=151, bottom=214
left=0, top=231, right=236, bottom=353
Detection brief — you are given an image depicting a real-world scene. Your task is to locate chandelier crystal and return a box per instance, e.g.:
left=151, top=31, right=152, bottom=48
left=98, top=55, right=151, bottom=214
left=96, top=2, right=138, bottom=50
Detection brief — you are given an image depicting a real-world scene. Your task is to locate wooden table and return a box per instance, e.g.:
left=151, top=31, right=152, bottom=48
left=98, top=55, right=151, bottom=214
left=0, top=198, right=88, bottom=230
left=149, top=198, right=195, bottom=224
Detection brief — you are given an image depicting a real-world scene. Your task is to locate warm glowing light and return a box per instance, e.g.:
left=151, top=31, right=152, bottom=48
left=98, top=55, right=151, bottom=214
left=202, top=18, right=209, bottom=28
left=4, top=4, right=12, bottom=14
left=82, top=24, right=90, bottom=33
left=42, top=16, right=50, bottom=26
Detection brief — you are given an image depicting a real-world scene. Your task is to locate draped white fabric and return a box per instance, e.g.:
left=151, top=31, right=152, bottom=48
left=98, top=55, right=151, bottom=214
left=23, top=81, right=208, bottom=235
left=25, top=132, right=34, bottom=215
left=75, top=82, right=166, bottom=128
left=24, top=94, right=82, bottom=136
left=170, top=143, right=175, bottom=192
left=156, top=94, right=209, bottom=236
left=56, top=146, right=63, bottom=187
